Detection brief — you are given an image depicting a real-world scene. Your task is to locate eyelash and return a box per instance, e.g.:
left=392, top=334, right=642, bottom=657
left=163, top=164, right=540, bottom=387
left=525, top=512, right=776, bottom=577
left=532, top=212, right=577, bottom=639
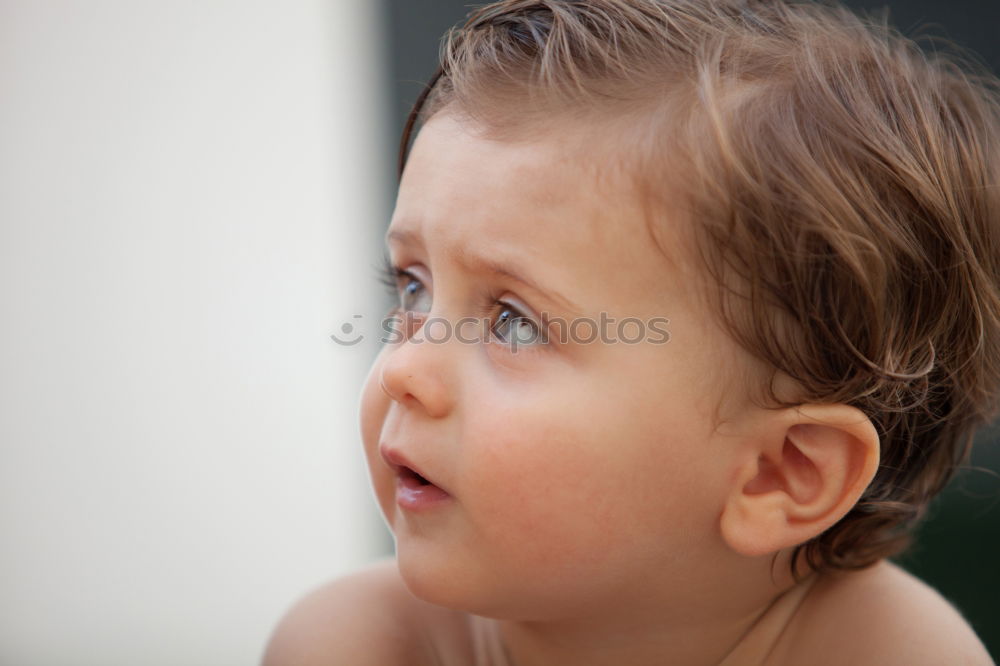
left=376, top=255, right=544, bottom=351
left=377, top=255, right=409, bottom=308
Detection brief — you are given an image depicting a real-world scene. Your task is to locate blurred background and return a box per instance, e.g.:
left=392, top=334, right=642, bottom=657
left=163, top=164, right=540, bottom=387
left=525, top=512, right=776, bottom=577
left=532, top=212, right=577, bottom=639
left=1, top=1, right=997, bottom=664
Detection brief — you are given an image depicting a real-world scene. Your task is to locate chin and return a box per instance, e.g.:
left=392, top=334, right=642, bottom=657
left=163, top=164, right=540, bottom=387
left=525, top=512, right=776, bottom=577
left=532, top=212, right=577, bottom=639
left=395, top=539, right=465, bottom=600
left=393, top=541, right=504, bottom=615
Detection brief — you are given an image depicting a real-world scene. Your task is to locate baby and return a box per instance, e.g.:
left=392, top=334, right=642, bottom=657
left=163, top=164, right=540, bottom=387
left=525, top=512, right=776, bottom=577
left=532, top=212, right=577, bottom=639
left=265, top=1, right=1000, bottom=664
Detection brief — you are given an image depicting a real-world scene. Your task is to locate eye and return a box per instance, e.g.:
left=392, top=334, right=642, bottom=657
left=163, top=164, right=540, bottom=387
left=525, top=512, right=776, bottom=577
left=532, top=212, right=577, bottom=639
left=490, top=302, right=546, bottom=351
left=376, top=254, right=547, bottom=352
left=379, top=255, right=431, bottom=314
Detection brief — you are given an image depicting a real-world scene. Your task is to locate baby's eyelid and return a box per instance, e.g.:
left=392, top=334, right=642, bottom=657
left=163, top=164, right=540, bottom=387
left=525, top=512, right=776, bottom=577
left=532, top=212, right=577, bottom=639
left=391, top=263, right=431, bottom=294
left=496, top=296, right=536, bottom=323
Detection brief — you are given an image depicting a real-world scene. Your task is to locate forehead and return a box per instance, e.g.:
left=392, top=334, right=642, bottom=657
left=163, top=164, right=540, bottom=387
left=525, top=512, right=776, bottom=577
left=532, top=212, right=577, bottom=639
left=397, top=114, right=617, bottom=239
left=390, top=112, right=693, bottom=314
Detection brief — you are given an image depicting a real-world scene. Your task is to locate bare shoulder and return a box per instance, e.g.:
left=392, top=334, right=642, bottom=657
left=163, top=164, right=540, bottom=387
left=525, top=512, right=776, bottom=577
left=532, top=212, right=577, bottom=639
left=262, top=558, right=471, bottom=666
left=778, top=560, right=993, bottom=666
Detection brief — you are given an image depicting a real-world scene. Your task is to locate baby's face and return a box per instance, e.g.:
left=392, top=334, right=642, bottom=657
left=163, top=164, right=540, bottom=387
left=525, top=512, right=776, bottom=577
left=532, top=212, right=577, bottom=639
left=360, top=112, right=751, bottom=619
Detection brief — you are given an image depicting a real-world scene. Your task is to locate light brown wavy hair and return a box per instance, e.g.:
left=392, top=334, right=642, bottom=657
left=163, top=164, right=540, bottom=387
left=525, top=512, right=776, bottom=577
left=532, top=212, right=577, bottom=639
left=397, top=0, right=1000, bottom=577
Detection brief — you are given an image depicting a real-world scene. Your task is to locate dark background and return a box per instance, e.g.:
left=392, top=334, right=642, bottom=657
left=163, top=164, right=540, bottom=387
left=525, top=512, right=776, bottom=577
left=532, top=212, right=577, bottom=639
left=378, top=1, right=1000, bottom=658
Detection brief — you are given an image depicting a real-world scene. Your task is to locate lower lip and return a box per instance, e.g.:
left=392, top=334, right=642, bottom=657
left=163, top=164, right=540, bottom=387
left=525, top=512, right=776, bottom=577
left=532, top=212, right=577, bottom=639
left=396, top=475, right=451, bottom=511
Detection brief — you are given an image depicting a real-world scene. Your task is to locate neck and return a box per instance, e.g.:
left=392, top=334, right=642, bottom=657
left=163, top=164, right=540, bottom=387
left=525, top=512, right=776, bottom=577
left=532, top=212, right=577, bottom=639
left=482, top=559, right=819, bottom=666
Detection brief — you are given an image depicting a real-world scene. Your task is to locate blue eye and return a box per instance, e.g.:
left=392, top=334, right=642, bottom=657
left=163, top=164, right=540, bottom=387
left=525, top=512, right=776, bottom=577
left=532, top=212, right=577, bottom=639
left=376, top=255, right=546, bottom=352
left=403, top=277, right=421, bottom=299
left=491, top=303, right=545, bottom=349
left=379, top=256, right=430, bottom=314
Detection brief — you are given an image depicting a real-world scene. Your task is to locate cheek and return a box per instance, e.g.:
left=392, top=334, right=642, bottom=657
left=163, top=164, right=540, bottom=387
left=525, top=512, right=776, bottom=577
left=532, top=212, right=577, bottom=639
left=458, top=405, right=639, bottom=564
left=460, top=387, right=717, bottom=571
left=358, top=355, right=395, bottom=523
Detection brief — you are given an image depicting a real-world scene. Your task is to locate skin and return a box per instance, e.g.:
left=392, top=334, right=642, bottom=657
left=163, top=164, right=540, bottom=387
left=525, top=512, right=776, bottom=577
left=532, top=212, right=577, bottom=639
left=361, top=110, right=812, bottom=664
left=263, top=109, right=994, bottom=666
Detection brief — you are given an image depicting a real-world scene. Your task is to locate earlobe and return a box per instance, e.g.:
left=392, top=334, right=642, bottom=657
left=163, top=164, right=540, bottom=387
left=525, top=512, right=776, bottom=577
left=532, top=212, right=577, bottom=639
left=720, top=404, right=880, bottom=558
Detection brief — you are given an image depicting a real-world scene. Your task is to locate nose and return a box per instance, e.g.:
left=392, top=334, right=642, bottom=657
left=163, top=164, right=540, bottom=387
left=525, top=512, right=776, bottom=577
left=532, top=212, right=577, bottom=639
left=378, top=315, right=456, bottom=418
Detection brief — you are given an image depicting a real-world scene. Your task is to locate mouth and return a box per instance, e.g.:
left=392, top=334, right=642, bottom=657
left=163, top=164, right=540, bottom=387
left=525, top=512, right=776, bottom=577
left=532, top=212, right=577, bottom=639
left=379, top=443, right=452, bottom=510
left=393, top=460, right=446, bottom=493
left=393, top=463, right=451, bottom=510
left=399, top=465, right=432, bottom=486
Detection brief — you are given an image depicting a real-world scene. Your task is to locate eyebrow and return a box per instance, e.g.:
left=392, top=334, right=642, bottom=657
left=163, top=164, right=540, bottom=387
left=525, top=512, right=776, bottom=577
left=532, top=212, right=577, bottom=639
left=384, top=227, right=584, bottom=317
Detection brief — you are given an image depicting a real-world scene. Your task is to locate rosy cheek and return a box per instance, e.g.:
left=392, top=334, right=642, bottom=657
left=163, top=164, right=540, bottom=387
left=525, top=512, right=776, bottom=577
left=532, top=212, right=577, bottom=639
left=468, top=399, right=643, bottom=542
left=467, top=425, right=577, bottom=526
left=358, top=357, right=395, bottom=522
left=359, top=361, right=386, bottom=449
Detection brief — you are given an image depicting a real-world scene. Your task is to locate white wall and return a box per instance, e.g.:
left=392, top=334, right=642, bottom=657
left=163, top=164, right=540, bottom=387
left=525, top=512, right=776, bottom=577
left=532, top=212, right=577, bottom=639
left=0, top=1, right=391, bottom=663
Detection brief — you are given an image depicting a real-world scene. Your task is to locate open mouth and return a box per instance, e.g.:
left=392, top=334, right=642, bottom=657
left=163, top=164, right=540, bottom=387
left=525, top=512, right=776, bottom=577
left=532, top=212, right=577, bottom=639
left=394, top=462, right=451, bottom=509
left=379, top=444, right=451, bottom=507
left=401, top=466, right=432, bottom=486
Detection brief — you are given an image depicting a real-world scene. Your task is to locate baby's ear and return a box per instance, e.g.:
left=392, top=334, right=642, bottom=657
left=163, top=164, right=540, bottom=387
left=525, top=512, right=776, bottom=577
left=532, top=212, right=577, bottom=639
left=719, top=404, right=880, bottom=557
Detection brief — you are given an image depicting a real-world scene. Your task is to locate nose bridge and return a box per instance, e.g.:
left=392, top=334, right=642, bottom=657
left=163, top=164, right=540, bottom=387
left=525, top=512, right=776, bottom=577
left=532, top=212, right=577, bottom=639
left=379, top=313, right=459, bottom=418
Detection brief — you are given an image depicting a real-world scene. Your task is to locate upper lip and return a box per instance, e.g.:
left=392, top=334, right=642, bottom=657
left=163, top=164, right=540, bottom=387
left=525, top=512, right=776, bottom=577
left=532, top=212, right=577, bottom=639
left=379, top=442, right=447, bottom=492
